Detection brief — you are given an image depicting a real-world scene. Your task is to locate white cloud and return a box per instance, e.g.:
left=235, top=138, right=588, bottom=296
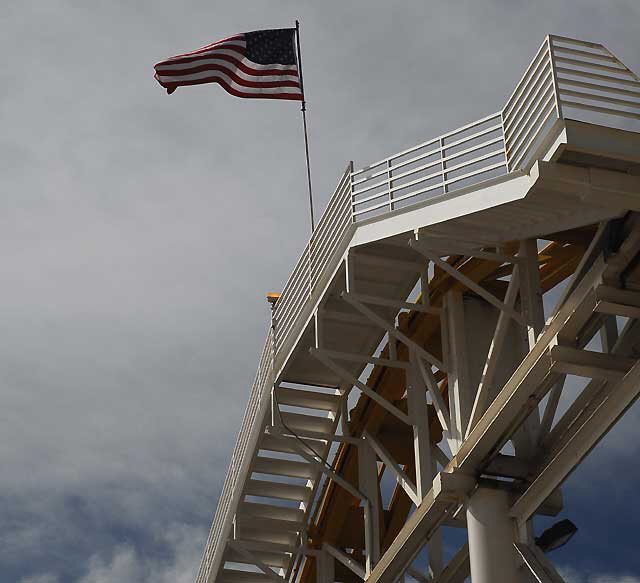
left=78, top=523, right=204, bottom=583
left=559, top=566, right=640, bottom=583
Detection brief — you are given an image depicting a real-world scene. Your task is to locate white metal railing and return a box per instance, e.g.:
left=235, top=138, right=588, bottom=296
left=350, top=35, right=640, bottom=220
left=273, top=164, right=353, bottom=354
left=197, top=35, right=640, bottom=583
left=195, top=332, right=273, bottom=583
left=550, top=35, right=640, bottom=129
left=351, top=111, right=508, bottom=221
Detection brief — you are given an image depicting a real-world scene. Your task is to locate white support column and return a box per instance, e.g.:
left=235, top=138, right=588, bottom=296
left=519, top=239, right=545, bottom=349
left=600, top=315, right=619, bottom=354
left=467, top=487, right=522, bottom=583
left=513, top=239, right=543, bottom=465
left=359, top=438, right=381, bottom=574
left=444, top=290, right=473, bottom=452
left=407, top=352, right=443, bottom=576
left=407, top=352, right=434, bottom=500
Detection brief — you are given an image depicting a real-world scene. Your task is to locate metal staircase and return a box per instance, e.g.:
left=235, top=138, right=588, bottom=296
left=196, top=35, right=640, bottom=583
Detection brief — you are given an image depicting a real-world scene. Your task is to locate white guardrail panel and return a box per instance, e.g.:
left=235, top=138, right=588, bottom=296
left=197, top=35, right=640, bottom=583
left=549, top=35, right=640, bottom=130
left=195, top=332, right=273, bottom=583
left=273, top=164, right=353, bottom=354
left=350, top=111, right=508, bottom=221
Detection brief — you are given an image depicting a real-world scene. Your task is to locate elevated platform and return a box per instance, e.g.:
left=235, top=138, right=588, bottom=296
left=197, top=35, right=640, bottom=583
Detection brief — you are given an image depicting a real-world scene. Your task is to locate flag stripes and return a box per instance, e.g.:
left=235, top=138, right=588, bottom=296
left=154, top=29, right=303, bottom=100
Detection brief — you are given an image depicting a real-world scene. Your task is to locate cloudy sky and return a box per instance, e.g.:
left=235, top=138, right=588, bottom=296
left=2, top=1, right=640, bottom=582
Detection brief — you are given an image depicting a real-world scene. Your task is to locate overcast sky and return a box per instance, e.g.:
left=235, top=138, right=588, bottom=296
left=2, top=1, right=640, bottom=582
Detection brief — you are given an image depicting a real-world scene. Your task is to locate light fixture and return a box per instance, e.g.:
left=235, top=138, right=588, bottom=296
left=266, top=292, right=281, bottom=306
left=535, top=519, right=578, bottom=553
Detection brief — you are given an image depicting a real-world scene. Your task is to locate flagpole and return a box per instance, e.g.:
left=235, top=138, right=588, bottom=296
left=295, top=20, right=315, bottom=233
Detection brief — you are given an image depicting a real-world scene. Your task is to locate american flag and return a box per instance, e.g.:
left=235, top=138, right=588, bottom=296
left=154, top=28, right=303, bottom=100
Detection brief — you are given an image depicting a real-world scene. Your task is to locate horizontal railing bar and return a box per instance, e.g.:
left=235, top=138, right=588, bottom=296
left=503, top=63, right=552, bottom=135
left=559, top=98, right=640, bottom=120
left=351, top=200, right=393, bottom=217
left=503, top=51, right=551, bottom=123
left=550, top=34, right=606, bottom=50
left=310, top=210, right=351, bottom=271
left=440, top=111, right=503, bottom=142
left=442, top=160, right=507, bottom=188
left=507, top=92, right=555, bottom=159
left=438, top=148, right=506, bottom=179
left=503, top=39, right=550, bottom=117
left=510, top=105, right=556, bottom=171
left=351, top=177, right=391, bottom=198
left=443, top=123, right=503, bottom=151
left=352, top=147, right=441, bottom=186
left=353, top=157, right=509, bottom=219
left=558, top=88, right=640, bottom=109
left=355, top=123, right=504, bottom=192
left=557, top=77, right=640, bottom=99
left=312, top=207, right=350, bottom=255
left=315, top=184, right=350, bottom=227
left=314, top=172, right=352, bottom=228
left=351, top=139, right=440, bottom=177
left=554, top=55, right=634, bottom=76
left=352, top=111, right=501, bottom=176
left=352, top=188, right=390, bottom=208
left=505, top=85, right=554, bottom=156
left=504, top=72, right=553, bottom=141
left=552, top=45, right=617, bottom=63
left=555, top=66, right=640, bottom=89
left=506, top=85, right=554, bottom=152
left=442, top=136, right=504, bottom=164
left=503, top=59, right=552, bottom=133
left=311, top=223, right=351, bottom=280
left=388, top=168, right=445, bottom=196
left=357, top=131, right=501, bottom=194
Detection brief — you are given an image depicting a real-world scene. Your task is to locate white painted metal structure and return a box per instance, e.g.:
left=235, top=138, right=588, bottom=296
left=196, top=35, right=640, bottom=583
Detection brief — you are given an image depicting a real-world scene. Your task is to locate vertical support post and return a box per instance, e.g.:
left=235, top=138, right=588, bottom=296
left=600, top=315, right=619, bottom=353
left=349, top=161, right=357, bottom=223
left=519, top=239, right=545, bottom=350
left=420, top=264, right=431, bottom=307
left=345, top=252, right=356, bottom=293
left=359, top=439, right=381, bottom=575
left=407, top=351, right=444, bottom=579
left=500, top=109, right=512, bottom=173
left=314, top=308, right=324, bottom=349
left=439, top=137, right=448, bottom=195
left=515, top=239, right=544, bottom=542
left=407, top=352, right=434, bottom=500
left=467, top=487, right=522, bottom=583
left=444, top=290, right=473, bottom=452
left=387, top=158, right=394, bottom=212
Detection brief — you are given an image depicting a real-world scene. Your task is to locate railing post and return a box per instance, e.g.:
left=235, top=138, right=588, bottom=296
left=349, top=160, right=356, bottom=223
left=500, top=110, right=511, bottom=173
left=439, top=137, right=448, bottom=195
left=387, top=158, right=394, bottom=212
left=547, top=35, right=564, bottom=122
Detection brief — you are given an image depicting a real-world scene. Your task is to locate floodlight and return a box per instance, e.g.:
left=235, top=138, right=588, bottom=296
left=536, top=519, right=578, bottom=553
